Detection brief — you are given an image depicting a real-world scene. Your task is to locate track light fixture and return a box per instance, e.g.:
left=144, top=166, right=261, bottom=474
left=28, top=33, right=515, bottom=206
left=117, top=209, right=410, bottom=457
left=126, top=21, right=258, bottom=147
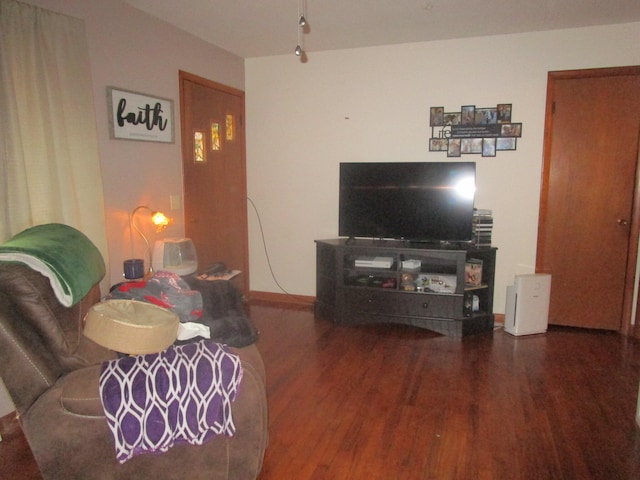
left=295, top=0, right=308, bottom=60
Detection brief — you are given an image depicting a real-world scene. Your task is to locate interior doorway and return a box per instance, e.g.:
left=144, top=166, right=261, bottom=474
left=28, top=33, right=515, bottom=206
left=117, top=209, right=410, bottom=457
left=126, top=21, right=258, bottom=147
left=536, top=66, right=640, bottom=334
left=179, top=71, right=249, bottom=295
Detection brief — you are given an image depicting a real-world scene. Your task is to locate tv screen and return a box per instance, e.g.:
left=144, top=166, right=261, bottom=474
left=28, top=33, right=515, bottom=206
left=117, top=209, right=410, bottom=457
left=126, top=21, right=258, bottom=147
left=339, top=162, right=476, bottom=242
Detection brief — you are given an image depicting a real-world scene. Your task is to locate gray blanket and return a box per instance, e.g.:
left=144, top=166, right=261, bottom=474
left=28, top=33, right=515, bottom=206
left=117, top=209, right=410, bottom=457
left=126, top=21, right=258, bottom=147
left=109, top=272, right=258, bottom=347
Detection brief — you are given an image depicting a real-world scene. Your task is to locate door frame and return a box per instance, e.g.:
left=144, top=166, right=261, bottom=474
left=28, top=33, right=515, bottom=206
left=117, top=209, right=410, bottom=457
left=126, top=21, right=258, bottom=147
left=178, top=70, right=250, bottom=295
left=536, top=65, right=640, bottom=336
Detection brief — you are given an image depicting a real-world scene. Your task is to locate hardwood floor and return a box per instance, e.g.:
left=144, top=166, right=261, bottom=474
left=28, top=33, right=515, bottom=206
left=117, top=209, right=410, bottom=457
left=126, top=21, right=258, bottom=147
left=3, top=303, right=640, bottom=479
left=0, top=414, right=41, bottom=479
left=252, top=303, right=640, bottom=480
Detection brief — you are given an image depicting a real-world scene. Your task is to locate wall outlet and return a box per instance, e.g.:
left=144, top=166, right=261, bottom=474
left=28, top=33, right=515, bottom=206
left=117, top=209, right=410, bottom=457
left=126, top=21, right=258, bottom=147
left=170, top=194, right=181, bottom=211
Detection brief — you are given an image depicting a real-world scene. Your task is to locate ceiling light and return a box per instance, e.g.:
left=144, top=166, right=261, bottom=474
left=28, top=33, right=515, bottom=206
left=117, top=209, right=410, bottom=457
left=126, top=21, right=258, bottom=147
left=295, top=0, right=307, bottom=59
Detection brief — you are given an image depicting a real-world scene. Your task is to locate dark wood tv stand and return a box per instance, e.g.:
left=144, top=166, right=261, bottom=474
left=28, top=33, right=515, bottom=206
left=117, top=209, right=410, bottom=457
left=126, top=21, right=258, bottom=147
left=314, top=238, right=497, bottom=338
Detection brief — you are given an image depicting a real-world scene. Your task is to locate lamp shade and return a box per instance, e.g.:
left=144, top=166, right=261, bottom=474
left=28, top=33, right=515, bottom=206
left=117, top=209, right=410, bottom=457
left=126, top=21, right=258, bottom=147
left=152, top=238, right=198, bottom=276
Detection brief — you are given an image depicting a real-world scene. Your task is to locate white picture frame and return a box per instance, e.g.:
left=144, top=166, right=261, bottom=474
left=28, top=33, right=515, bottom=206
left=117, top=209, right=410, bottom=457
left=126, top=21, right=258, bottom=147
left=107, top=87, right=174, bottom=143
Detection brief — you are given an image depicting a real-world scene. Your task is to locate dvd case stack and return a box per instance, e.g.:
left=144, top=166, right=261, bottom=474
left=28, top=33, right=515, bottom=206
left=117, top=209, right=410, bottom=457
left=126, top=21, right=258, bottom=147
left=472, top=209, right=493, bottom=247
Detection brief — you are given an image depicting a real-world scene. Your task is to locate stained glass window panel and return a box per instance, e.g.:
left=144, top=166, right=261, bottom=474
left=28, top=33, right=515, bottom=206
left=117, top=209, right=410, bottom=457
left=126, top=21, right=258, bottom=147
left=211, top=122, right=221, bottom=151
left=226, top=114, right=234, bottom=141
left=194, top=131, right=205, bottom=163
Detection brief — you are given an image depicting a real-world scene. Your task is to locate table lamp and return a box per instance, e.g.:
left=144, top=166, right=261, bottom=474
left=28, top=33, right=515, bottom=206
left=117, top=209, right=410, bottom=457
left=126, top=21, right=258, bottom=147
left=125, top=205, right=172, bottom=279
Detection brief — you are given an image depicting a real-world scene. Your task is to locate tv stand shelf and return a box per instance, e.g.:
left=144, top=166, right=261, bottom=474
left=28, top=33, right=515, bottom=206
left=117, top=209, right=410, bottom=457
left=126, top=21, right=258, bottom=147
left=314, top=238, right=497, bottom=338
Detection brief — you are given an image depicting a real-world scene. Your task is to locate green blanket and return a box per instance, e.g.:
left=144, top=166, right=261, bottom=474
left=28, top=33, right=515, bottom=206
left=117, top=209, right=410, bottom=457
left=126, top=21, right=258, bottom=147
left=0, top=223, right=105, bottom=307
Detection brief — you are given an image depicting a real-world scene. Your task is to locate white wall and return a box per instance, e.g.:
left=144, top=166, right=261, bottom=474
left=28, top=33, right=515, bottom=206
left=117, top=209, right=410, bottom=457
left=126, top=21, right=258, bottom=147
left=245, top=23, right=640, bottom=313
left=0, top=379, right=14, bottom=417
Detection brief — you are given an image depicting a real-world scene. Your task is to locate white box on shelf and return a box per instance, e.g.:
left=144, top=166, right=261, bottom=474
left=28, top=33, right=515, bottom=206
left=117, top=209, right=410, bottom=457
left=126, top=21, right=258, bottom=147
left=355, top=256, right=393, bottom=268
left=401, top=259, right=421, bottom=272
left=416, top=274, right=457, bottom=294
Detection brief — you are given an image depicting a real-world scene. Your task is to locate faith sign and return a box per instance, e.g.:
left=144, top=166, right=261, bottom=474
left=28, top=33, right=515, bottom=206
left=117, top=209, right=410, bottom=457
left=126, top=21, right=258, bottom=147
left=107, top=87, right=174, bottom=143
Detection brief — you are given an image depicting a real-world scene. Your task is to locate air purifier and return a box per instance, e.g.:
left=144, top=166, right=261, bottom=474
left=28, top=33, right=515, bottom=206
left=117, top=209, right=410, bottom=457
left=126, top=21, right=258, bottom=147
left=152, top=238, right=198, bottom=276
left=504, top=273, right=551, bottom=336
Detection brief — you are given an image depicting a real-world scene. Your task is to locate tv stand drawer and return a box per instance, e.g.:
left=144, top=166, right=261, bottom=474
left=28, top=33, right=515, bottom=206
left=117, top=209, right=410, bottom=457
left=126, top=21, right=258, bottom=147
left=345, top=290, right=397, bottom=315
left=397, top=294, right=461, bottom=319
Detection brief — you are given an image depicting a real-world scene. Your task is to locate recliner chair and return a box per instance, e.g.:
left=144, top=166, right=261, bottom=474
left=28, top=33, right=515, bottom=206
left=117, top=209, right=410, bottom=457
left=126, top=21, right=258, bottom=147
left=0, top=260, right=268, bottom=479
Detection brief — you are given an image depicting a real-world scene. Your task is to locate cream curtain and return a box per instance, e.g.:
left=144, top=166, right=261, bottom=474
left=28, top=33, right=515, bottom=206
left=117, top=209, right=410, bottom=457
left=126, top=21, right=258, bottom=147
left=0, top=0, right=109, bottom=281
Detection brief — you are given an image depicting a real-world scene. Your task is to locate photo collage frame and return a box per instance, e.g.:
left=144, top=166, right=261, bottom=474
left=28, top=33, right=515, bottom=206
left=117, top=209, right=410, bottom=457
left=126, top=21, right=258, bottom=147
left=429, top=104, right=521, bottom=157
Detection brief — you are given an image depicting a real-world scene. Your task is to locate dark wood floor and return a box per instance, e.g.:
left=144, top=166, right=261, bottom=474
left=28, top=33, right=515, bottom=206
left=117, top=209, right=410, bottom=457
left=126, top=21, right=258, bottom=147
left=3, top=303, right=640, bottom=479
left=0, top=413, right=41, bottom=479
left=253, top=304, right=640, bottom=480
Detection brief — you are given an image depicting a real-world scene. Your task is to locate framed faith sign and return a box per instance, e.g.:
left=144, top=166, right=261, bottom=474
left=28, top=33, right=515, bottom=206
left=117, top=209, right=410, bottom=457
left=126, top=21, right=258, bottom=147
left=107, top=87, right=174, bottom=143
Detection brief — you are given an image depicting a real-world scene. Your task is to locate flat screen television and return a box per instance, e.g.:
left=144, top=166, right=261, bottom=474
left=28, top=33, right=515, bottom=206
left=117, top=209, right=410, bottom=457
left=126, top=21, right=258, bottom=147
left=339, top=162, right=476, bottom=242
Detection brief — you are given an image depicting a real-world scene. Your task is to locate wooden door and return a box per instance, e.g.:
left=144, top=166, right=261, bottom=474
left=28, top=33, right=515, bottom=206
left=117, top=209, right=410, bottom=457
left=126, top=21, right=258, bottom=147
left=537, top=67, right=640, bottom=331
left=179, top=71, right=249, bottom=295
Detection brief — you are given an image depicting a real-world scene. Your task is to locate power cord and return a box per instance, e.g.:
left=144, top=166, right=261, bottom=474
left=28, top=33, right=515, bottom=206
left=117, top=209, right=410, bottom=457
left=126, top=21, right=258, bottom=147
left=247, top=197, right=314, bottom=306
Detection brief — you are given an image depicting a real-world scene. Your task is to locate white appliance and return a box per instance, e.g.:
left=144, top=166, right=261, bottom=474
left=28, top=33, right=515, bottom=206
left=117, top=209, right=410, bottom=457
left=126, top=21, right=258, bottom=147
left=504, top=273, right=552, bottom=336
left=354, top=256, right=393, bottom=269
left=152, top=238, right=198, bottom=276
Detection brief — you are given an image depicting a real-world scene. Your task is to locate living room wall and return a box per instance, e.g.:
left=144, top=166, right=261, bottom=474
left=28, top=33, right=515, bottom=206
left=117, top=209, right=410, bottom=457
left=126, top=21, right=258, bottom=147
left=245, top=22, right=640, bottom=313
left=22, top=0, right=244, bottom=288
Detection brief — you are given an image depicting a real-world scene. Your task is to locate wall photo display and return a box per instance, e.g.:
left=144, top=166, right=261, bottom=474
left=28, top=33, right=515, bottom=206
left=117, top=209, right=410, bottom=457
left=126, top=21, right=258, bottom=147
left=429, top=103, right=521, bottom=157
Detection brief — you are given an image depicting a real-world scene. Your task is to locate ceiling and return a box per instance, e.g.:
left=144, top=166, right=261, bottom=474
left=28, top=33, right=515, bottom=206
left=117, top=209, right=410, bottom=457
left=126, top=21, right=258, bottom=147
left=123, top=0, right=640, bottom=59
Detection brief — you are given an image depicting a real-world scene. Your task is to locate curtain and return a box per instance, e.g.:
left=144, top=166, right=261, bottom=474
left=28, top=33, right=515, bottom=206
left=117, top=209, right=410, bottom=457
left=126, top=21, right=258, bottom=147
left=0, top=0, right=109, bottom=284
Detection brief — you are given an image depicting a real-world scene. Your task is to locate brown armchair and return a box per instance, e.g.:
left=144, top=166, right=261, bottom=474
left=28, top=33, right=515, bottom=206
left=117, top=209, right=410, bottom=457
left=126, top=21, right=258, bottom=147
left=0, top=260, right=267, bottom=479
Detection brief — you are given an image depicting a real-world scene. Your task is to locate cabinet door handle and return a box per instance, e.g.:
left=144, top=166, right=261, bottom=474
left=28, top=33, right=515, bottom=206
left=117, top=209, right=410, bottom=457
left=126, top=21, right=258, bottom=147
left=617, top=218, right=629, bottom=226
left=422, top=302, right=429, bottom=309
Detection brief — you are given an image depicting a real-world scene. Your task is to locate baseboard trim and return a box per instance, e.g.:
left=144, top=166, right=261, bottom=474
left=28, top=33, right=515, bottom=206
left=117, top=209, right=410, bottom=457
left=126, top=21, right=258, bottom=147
left=248, top=291, right=315, bottom=310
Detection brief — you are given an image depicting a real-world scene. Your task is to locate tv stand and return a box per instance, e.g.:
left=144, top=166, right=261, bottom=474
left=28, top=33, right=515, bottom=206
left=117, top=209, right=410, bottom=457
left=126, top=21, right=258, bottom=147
left=314, top=238, right=496, bottom=338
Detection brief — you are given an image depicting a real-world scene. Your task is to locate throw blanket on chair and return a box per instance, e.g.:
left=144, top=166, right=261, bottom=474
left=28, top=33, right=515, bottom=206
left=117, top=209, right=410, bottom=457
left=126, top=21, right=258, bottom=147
left=99, top=340, right=243, bottom=464
left=107, top=271, right=204, bottom=322
left=0, top=223, right=105, bottom=306
left=182, top=276, right=259, bottom=348
left=110, top=273, right=259, bottom=347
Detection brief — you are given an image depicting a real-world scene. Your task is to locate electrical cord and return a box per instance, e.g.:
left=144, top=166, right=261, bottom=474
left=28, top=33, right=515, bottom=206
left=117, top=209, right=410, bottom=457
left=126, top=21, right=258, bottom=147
left=247, top=197, right=314, bottom=306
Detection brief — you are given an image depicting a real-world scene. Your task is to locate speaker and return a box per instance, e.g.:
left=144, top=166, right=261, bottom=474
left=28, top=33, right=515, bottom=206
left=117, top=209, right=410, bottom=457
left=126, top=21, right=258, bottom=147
left=504, top=274, right=551, bottom=336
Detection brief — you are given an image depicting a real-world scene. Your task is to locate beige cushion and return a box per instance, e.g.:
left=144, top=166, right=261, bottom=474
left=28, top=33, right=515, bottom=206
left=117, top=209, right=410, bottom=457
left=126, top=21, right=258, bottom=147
left=84, top=300, right=179, bottom=354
